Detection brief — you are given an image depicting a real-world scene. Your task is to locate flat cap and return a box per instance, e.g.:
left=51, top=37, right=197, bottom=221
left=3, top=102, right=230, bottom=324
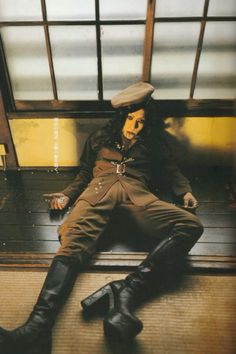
left=111, top=82, right=155, bottom=110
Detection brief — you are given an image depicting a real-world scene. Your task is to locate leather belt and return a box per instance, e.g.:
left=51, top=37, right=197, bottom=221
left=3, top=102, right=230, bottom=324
left=109, top=158, right=134, bottom=175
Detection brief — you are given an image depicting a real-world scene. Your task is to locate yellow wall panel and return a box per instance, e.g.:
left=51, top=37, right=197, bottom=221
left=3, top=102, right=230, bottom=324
left=165, top=117, right=236, bottom=165
left=9, top=119, right=78, bottom=167
left=9, top=118, right=106, bottom=167
left=166, top=117, right=236, bottom=152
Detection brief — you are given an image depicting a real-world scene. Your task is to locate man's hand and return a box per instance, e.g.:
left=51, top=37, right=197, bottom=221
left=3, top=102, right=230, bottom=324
left=182, top=192, right=198, bottom=209
left=43, top=193, right=70, bottom=210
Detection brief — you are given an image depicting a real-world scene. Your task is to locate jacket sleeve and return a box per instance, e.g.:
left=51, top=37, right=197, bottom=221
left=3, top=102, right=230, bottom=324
left=61, top=135, right=96, bottom=202
left=154, top=134, right=192, bottom=197
left=163, top=158, right=192, bottom=196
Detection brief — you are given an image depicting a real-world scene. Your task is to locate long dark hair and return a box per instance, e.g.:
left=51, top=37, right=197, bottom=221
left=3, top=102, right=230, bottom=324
left=90, top=99, right=165, bottom=152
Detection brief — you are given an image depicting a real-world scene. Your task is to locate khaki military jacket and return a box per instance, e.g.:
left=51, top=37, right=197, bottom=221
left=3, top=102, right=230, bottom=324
left=61, top=130, right=192, bottom=206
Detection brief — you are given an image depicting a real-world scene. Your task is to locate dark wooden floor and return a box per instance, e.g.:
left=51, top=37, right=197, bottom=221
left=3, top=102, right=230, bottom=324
left=0, top=166, right=236, bottom=270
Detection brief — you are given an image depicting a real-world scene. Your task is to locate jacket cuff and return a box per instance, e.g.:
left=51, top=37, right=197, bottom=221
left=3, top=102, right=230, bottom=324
left=174, top=185, right=192, bottom=196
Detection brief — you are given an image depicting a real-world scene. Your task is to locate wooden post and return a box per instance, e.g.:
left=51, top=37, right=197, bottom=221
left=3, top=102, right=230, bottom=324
left=41, top=0, right=58, bottom=100
left=142, top=0, right=156, bottom=82
left=0, top=89, right=18, bottom=169
left=190, top=0, right=210, bottom=98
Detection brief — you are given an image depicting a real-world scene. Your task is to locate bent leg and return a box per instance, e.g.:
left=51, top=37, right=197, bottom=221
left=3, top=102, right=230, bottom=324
left=125, top=198, right=203, bottom=249
left=0, top=195, right=115, bottom=353
left=57, top=196, right=115, bottom=262
left=81, top=199, right=203, bottom=340
left=124, top=199, right=203, bottom=287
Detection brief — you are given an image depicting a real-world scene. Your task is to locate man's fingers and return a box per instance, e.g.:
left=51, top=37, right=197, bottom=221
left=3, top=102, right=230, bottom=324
left=183, top=193, right=199, bottom=210
left=191, top=197, right=198, bottom=208
left=43, top=192, right=69, bottom=210
left=52, top=198, right=63, bottom=210
left=51, top=198, right=58, bottom=210
left=184, top=198, right=197, bottom=209
left=53, top=196, right=69, bottom=210
left=43, top=193, right=63, bottom=199
left=55, top=199, right=64, bottom=210
left=184, top=197, right=190, bottom=208
left=186, top=201, right=198, bottom=209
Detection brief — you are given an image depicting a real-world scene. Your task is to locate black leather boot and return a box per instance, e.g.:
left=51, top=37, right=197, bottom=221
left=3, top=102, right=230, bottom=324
left=81, top=277, right=143, bottom=340
left=81, top=232, right=201, bottom=341
left=0, top=255, right=79, bottom=354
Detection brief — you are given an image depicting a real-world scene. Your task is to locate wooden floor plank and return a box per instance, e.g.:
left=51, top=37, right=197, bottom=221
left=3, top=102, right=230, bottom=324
left=0, top=225, right=57, bottom=240
left=0, top=240, right=59, bottom=253
left=1, top=240, right=236, bottom=257
left=0, top=179, right=72, bottom=192
left=0, top=170, right=76, bottom=182
left=197, top=202, right=236, bottom=214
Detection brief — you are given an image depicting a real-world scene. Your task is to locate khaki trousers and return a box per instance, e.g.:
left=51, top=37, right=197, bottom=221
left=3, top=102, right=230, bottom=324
left=57, top=181, right=203, bottom=262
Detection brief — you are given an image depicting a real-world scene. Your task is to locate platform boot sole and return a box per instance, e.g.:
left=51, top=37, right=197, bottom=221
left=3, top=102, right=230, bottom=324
left=81, top=282, right=143, bottom=340
left=103, top=312, right=143, bottom=341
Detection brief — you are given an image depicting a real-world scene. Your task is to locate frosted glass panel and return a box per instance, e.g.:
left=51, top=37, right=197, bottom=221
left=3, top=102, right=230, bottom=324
left=0, top=0, right=42, bottom=21
left=155, top=0, right=205, bottom=17
left=151, top=22, right=200, bottom=99
left=46, top=0, right=95, bottom=20
left=1, top=27, right=53, bottom=100
left=102, top=25, right=144, bottom=99
left=208, top=0, right=236, bottom=16
left=49, top=26, right=97, bottom=99
left=195, top=22, right=236, bottom=99
left=100, top=0, right=147, bottom=20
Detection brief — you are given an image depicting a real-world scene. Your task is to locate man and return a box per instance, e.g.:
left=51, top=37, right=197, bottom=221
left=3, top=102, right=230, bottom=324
left=0, top=82, right=203, bottom=353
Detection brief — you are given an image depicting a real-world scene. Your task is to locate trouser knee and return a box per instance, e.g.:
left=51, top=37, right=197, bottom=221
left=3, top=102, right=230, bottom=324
left=188, top=215, right=204, bottom=239
left=56, top=223, right=96, bottom=263
left=173, top=214, right=204, bottom=244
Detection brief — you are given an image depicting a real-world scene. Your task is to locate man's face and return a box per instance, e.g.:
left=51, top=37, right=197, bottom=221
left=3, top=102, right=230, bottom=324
left=122, top=109, right=145, bottom=140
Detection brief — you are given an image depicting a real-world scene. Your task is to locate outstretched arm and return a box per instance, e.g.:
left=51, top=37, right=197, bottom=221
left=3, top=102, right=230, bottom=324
left=154, top=133, right=198, bottom=209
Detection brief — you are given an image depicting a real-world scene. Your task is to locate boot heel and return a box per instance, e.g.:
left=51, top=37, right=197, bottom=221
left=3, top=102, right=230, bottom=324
left=81, top=284, right=111, bottom=314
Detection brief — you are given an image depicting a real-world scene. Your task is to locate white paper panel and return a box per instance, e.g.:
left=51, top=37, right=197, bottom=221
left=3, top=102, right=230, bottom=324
left=195, top=22, right=236, bottom=99
left=151, top=22, right=201, bottom=99
left=0, top=27, right=53, bottom=99
left=100, top=0, right=147, bottom=20
left=45, top=0, right=95, bottom=20
left=208, top=0, right=236, bottom=16
left=101, top=25, right=144, bottom=99
left=155, top=0, right=205, bottom=17
left=0, top=0, right=42, bottom=21
left=49, top=26, right=98, bottom=99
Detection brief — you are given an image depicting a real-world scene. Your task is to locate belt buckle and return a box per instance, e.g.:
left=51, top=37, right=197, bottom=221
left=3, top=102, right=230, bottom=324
left=116, top=163, right=125, bottom=174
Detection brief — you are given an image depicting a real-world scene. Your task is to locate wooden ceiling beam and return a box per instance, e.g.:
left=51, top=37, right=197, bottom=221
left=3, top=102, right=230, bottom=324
left=6, top=99, right=236, bottom=118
